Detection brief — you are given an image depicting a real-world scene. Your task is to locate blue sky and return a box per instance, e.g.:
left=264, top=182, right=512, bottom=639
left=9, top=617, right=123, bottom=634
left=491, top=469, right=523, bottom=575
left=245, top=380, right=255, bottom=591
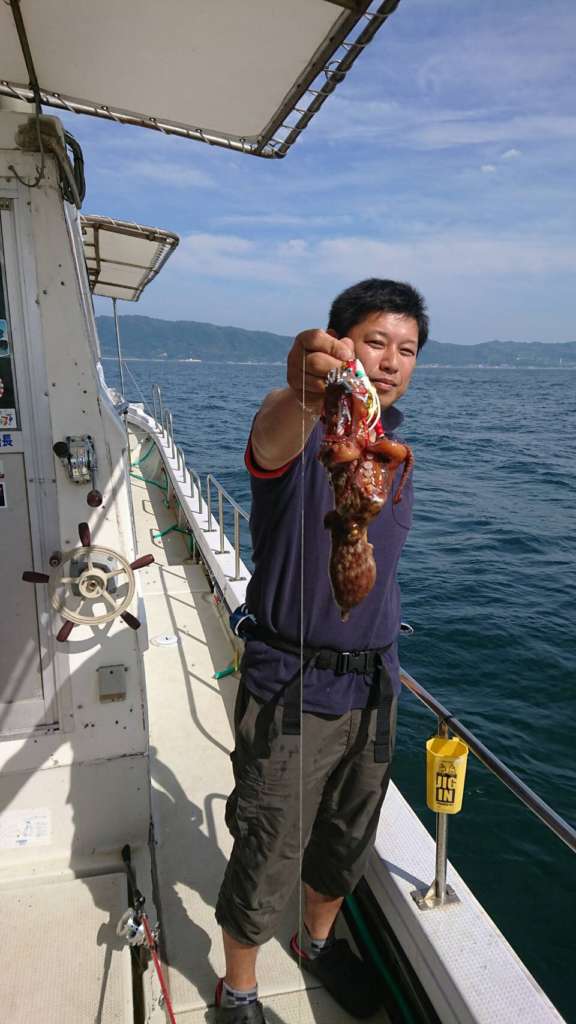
left=60, top=0, right=575, bottom=344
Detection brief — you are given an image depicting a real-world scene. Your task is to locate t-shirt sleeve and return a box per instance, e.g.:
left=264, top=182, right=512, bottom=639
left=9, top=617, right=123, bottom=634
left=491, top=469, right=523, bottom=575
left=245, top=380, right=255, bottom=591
left=244, top=433, right=297, bottom=480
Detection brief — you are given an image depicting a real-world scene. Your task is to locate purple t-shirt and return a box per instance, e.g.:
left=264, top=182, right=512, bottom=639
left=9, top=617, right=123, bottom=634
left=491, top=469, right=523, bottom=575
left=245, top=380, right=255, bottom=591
left=243, top=406, right=413, bottom=713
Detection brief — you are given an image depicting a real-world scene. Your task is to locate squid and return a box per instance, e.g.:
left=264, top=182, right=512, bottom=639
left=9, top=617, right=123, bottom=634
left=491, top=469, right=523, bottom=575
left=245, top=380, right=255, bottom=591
left=319, top=359, right=413, bottom=621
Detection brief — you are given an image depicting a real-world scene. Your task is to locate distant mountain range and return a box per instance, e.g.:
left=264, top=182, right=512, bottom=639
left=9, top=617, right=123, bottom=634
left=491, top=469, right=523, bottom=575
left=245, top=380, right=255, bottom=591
left=96, top=315, right=576, bottom=367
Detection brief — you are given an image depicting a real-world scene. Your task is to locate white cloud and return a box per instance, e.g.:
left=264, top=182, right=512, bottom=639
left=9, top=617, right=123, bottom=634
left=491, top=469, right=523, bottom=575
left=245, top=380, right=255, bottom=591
left=501, top=148, right=522, bottom=160
left=481, top=164, right=497, bottom=174
left=215, top=213, right=351, bottom=228
left=277, top=239, right=309, bottom=259
left=313, top=234, right=576, bottom=280
left=170, top=230, right=576, bottom=290
left=99, top=159, right=215, bottom=189
left=309, top=90, right=576, bottom=151
left=410, top=114, right=576, bottom=149
left=408, top=5, right=576, bottom=112
left=173, top=233, right=295, bottom=283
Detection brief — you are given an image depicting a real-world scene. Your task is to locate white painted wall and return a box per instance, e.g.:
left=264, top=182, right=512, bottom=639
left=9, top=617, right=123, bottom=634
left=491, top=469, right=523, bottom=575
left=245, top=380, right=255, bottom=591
left=0, top=110, right=150, bottom=870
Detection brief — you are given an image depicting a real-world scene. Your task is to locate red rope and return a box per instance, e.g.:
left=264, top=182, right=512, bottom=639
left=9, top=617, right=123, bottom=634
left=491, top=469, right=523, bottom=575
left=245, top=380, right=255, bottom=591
left=141, top=914, right=178, bottom=1024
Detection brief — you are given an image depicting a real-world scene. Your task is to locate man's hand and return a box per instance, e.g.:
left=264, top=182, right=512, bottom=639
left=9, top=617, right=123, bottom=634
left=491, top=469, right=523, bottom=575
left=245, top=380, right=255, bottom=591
left=251, top=330, right=354, bottom=471
left=287, top=329, right=354, bottom=413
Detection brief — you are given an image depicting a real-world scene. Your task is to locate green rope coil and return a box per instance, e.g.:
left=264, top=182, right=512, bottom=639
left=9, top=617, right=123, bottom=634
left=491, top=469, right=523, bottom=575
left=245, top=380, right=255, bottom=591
left=131, top=441, right=156, bottom=468
left=129, top=471, right=167, bottom=492
left=152, top=522, right=194, bottom=555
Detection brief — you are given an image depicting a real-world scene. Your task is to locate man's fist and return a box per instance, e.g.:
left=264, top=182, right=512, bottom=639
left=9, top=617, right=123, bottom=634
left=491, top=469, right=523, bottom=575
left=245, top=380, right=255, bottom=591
left=286, top=329, right=354, bottom=411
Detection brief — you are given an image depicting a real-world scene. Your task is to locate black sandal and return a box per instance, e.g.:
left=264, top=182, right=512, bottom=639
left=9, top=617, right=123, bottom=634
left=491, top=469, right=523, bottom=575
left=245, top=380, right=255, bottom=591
left=290, top=933, right=383, bottom=1019
left=214, top=979, right=267, bottom=1023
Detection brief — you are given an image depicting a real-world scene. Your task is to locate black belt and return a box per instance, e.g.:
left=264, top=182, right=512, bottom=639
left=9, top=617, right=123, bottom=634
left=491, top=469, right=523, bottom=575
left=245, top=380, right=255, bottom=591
left=231, top=611, right=394, bottom=763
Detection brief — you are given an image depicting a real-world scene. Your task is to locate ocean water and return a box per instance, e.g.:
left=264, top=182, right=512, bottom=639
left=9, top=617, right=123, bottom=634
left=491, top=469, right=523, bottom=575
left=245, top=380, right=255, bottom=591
left=107, top=357, right=575, bottom=1022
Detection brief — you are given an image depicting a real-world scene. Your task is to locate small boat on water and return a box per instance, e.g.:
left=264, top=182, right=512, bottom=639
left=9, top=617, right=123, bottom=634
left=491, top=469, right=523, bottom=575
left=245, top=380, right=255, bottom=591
left=0, top=3, right=573, bottom=1022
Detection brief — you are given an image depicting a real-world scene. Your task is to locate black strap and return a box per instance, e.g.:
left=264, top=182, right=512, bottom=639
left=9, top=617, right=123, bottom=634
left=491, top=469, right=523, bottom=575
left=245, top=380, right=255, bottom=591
left=236, top=615, right=393, bottom=761
left=237, top=617, right=387, bottom=673
left=374, top=653, right=394, bottom=764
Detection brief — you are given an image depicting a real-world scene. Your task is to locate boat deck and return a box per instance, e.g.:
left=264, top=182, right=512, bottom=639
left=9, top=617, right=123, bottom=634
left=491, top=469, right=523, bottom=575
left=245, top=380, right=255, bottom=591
left=130, top=426, right=389, bottom=1022
left=1, top=872, right=133, bottom=1024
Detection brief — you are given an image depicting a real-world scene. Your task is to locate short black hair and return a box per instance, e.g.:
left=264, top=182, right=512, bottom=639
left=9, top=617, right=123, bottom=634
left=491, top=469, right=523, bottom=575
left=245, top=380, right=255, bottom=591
left=328, top=278, right=429, bottom=351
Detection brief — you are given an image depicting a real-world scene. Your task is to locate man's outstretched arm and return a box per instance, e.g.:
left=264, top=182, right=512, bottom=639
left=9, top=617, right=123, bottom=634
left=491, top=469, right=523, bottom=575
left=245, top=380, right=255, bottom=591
left=251, top=329, right=353, bottom=471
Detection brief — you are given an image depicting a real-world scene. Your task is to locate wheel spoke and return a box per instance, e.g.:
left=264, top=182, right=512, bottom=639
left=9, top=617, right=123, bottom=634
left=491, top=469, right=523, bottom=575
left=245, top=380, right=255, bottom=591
left=59, top=576, right=75, bottom=585
left=107, top=566, right=127, bottom=577
left=102, top=590, right=117, bottom=610
left=57, top=620, right=75, bottom=642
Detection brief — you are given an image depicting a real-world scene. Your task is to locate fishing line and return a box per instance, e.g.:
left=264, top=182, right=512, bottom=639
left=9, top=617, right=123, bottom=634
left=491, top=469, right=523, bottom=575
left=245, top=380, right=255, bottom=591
left=297, top=346, right=307, bottom=1021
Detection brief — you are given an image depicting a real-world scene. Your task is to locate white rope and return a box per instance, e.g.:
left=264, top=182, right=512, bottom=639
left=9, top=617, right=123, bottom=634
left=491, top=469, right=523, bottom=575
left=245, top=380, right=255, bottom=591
left=122, top=359, right=154, bottom=419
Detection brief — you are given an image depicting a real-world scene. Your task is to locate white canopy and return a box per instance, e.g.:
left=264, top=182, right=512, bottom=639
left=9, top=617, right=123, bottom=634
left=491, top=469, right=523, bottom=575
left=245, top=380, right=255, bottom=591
left=0, top=1, right=399, bottom=157
left=81, top=216, right=179, bottom=302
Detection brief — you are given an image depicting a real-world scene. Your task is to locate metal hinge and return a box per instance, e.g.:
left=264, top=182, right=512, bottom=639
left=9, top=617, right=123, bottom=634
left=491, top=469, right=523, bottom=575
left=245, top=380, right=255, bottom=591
left=0, top=199, right=11, bottom=211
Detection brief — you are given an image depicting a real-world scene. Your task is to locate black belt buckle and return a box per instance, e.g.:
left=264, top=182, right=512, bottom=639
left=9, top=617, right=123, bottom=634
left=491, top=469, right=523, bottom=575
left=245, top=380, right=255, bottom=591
left=335, top=651, right=350, bottom=674
left=336, top=650, right=367, bottom=674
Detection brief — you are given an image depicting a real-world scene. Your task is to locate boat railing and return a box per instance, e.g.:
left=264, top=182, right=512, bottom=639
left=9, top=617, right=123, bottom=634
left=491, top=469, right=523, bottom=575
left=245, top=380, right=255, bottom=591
left=206, top=474, right=249, bottom=583
left=163, top=410, right=176, bottom=459
left=151, top=383, right=164, bottom=432
left=176, top=446, right=203, bottom=514
left=139, top=384, right=576, bottom=911
left=399, top=668, right=576, bottom=910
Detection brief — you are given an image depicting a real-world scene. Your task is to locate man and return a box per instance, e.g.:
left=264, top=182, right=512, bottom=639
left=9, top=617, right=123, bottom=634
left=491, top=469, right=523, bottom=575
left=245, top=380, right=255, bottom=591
left=215, top=279, right=429, bottom=1023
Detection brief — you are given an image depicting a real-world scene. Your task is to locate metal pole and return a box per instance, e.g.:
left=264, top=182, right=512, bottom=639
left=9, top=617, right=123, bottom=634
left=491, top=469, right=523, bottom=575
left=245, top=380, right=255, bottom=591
left=206, top=477, right=213, bottom=531
left=411, top=716, right=459, bottom=911
left=168, top=412, right=175, bottom=459
left=233, top=509, right=240, bottom=580
left=112, top=297, right=125, bottom=397
left=434, top=718, right=450, bottom=903
left=158, top=389, right=164, bottom=433
left=217, top=489, right=225, bottom=554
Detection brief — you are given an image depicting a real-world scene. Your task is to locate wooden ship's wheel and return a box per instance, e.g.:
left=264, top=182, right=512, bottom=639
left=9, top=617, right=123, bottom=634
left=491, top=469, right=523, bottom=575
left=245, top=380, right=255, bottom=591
left=23, top=522, right=154, bottom=641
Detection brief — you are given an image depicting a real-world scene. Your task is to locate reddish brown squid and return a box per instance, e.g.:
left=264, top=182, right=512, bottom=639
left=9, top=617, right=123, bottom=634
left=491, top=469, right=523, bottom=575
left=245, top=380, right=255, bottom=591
left=319, top=359, right=413, bottom=621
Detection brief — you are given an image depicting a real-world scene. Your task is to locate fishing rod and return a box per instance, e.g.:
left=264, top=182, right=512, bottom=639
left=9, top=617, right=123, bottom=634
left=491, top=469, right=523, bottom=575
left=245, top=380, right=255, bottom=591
left=117, top=844, right=177, bottom=1024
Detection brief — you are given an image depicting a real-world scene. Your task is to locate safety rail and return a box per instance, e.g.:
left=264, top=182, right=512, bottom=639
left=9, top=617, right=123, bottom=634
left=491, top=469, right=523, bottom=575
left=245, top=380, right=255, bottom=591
left=176, top=446, right=203, bottom=514
left=400, top=669, right=576, bottom=853
left=206, top=474, right=249, bottom=583
left=142, top=384, right=575, bottom=911
left=163, top=410, right=175, bottom=459
left=148, top=385, right=246, bottom=580
left=400, top=668, right=576, bottom=911
left=152, top=383, right=164, bottom=433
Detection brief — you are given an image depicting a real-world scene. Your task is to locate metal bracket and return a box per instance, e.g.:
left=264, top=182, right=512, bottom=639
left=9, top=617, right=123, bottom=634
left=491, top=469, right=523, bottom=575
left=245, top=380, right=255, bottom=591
left=53, top=434, right=96, bottom=485
left=410, top=882, right=460, bottom=911
left=97, top=664, right=128, bottom=703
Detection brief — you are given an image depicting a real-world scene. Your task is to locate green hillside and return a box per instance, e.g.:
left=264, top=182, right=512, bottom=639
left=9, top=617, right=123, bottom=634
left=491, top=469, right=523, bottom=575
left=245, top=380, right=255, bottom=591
left=96, top=315, right=576, bottom=367
left=96, top=315, right=291, bottom=362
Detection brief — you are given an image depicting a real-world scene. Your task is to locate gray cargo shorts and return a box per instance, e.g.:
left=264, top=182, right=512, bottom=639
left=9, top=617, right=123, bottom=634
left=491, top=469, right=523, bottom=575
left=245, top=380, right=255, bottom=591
left=215, top=677, right=397, bottom=946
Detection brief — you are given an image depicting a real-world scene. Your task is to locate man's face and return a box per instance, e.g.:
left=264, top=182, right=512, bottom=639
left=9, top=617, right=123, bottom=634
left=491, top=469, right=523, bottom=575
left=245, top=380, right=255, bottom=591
left=347, top=311, right=419, bottom=408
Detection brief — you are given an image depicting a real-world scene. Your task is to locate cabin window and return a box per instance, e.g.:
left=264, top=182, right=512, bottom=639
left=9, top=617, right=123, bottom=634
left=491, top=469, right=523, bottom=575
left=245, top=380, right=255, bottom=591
left=0, top=215, right=19, bottom=431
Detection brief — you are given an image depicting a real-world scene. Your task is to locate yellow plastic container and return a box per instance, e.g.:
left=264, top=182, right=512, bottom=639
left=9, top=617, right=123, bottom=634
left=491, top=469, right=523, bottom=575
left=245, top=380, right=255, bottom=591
left=426, top=736, right=469, bottom=814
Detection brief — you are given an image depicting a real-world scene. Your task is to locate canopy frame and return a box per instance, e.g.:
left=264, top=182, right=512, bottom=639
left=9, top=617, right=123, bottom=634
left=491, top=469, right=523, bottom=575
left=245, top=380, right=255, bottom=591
left=81, top=215, right=179, bottom=303
left=1, top=0, right=400, bottom=159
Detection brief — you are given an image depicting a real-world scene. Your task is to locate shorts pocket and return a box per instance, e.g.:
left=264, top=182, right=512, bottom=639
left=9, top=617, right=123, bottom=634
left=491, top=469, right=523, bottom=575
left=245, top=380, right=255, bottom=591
left=225, top=751, right=263, bottom=840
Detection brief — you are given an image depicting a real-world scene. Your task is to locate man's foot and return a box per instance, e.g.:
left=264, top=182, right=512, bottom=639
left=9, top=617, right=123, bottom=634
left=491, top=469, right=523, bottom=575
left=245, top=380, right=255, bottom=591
left=214, top=979, right=267, bottom=1023
left=290, top=933, right=382, bottom=1019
